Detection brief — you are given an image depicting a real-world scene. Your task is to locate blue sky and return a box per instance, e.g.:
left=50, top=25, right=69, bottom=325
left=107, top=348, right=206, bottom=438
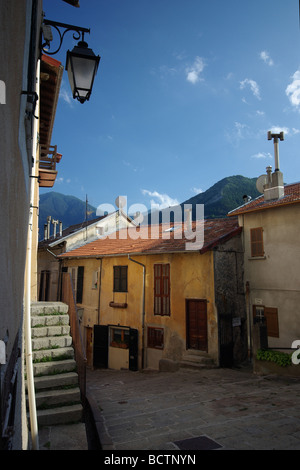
left=42, top=0, right=300, bottom=214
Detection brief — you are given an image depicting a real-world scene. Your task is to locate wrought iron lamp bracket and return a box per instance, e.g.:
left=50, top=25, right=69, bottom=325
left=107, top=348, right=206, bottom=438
left=42, top=19, right=90, bottom=56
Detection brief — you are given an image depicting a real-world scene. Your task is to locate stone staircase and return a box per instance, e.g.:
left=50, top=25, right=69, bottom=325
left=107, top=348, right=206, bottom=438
left=180, top=350, right=218, bottom=370
left=27, top=302, right=83, bottom=426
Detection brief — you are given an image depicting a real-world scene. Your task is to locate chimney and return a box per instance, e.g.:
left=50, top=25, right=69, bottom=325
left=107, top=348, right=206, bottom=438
left=264, top=131, right=284, bottom=201
left=47, top=216, right=52, bottom=238
left=52, top=219, right=58, bottom=238
left=44, top=223, right=48, bottom=240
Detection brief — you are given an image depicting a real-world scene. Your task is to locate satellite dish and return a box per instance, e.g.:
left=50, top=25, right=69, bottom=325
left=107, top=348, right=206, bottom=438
left=256, top=174, right=267, bottom=194
left=115, top=196, right=127, bottom=209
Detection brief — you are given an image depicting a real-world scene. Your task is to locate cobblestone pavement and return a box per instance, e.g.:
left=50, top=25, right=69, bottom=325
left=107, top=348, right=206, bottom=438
left=86, top=366, right=300, bottom=451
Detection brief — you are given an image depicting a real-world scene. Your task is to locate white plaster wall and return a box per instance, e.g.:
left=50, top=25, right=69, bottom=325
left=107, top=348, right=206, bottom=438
left=240, top=204, right=300, bottom=349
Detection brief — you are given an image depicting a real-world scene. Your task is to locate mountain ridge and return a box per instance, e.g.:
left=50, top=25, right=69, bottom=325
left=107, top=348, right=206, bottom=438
left=38, top=175, right=261, bottom=238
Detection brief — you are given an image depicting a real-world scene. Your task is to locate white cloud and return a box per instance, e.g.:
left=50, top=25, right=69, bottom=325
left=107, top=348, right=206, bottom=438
left=269, top=126, right=289, bottom=135
left=260, top=51, right=274, bottom=66
left=251, top=152, right=272, bottom=159
left=286, top=70, right=300, bottom=108
left=191, top=187, right=203, bottom=195
left=123, top=160, right=138, bottom=172
left=240, top=78, right=261, bottom=100
left=59, top=82, right=74, bottom=106
left=186, top=56, right=205, bottom=84
left=225, top=121, right=255, bottom=147
left=142, top=189, right=179, bottom=210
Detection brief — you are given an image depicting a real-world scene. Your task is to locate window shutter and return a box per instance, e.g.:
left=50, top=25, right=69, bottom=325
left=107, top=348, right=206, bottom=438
left=250, top=227, right=264, bottom=257
left=154, top=264, right=170, bottom=315
left=76, top=266, right=84, bottom=304
left=148, top=327, right=164, bottom=349
left=113, top=266, right=120, bottom=292
left=264, top=307, right=279, bottom=338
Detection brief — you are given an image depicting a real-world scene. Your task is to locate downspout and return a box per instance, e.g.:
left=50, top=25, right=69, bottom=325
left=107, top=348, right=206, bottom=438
left=246, top=281, right=252, bottom=362
left=128, top=256, right=145, bottom=369
left=24, top=60, right=40, bottom=450
left=97, top=258, right=103, bottom=324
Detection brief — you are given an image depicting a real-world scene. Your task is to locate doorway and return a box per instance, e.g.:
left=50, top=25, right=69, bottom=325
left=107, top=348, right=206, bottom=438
left=93, top=325, right=138, bottom=370
left=85, top=327, right=93, bottom=367
left=186, top=299, right=208, bottom=351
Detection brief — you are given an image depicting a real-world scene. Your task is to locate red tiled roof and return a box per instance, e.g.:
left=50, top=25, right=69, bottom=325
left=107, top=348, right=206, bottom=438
left=58, top=218, right=241, bottom=259
left=228, top=182, right=300, bottom=217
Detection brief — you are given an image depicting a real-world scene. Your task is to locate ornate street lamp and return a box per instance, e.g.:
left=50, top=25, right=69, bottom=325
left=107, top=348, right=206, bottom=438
left=66, top=40, right=100, bottom=103
left=42, top=19, right=100, bottom=103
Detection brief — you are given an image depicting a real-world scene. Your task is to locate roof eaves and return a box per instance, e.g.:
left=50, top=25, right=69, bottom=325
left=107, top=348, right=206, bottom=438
left=59, top=248, right=200, bottom=260
left=227, top=195, right=263, bottom=217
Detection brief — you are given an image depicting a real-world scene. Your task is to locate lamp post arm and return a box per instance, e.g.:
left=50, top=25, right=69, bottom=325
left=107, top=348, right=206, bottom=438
left=42, top=19, right=90, bottom=55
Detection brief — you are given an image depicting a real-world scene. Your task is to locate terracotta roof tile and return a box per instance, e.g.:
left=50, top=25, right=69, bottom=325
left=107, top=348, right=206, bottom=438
left=228, top=182, right=300, bottom=216
left=58, top=218, right=241, bottom=259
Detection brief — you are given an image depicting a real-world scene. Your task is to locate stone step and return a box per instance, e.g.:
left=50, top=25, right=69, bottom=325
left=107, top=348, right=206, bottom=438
left=33, top=359, right=77, bottom=377
left=180, top=351, right=217, bottom=370
left=31, top=324, right=71, bottom=338
left=34, top=387, right=81, bottom=409
left=29, top=302, right=83, bottom=427
left=31, top=314, right=70, bottom=327
left=181, top=354, right=214, bottom=364
left=180, top=360, right=218, bottom=370
left=31, top=301, right=69, bottom=315
left=36, top=404, right=83, bottom=426
left=32, top=335, right=73, bottom=351
left=32, top=346, right=74, bottom=363
left=29, top=372, right=80, bottom=391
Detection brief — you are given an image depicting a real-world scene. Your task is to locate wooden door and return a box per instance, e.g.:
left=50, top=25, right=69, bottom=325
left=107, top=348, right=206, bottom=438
left=186, top=299, right=208, bottom=351
left=93, top=325, right=108, bottom=368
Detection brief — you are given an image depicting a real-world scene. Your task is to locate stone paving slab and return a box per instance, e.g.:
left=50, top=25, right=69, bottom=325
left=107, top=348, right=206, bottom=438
left=86, top=366, right=300, bottom=451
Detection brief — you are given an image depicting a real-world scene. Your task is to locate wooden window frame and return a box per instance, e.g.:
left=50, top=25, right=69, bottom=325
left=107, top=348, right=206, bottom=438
left=109, top=327, right=129, bottom=349
left=147, top=327, right=164, bottom=349
left=250, top=227, right=264, bottom=257
left=113, top=265, right=128, bottom=293
left=154, top=264, right=170, bottom=316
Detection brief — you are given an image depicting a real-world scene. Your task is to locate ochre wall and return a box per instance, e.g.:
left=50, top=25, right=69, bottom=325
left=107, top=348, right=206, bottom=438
left=62, top=250, right=218, bottom=370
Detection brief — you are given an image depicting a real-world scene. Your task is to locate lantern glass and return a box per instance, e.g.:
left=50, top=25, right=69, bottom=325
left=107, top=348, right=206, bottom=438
left=66, top=41, right=100, bottom=103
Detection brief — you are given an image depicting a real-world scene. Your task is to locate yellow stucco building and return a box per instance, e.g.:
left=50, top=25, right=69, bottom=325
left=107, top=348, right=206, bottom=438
left=59, top=219, right=247, bottom=370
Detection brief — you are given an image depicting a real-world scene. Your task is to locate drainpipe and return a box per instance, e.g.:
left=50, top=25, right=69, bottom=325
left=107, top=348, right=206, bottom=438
left=128, top=256, right=145, bottom=369
left=97, top=258, right=103, bottom=324
left=246, top=281, right=252, bottom=362
left=24, top=60, right=40, bottom=450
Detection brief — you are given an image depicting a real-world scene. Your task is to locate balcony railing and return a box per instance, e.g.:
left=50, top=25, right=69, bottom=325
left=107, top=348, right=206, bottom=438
left=39, top=145, right=62, bottom=187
